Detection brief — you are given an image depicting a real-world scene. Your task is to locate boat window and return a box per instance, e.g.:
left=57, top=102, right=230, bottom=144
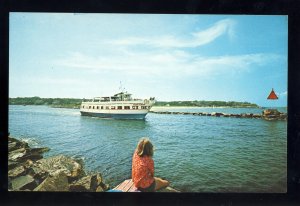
left=106, top=106, right=109, bottom=109
left=124, top=106, right=130, bottom=110
left=93, top=106, right=95, bottom=109
left=82, top=106, right=84, bottom=108
left=97, top=106, right=99, bottom=109
left=117, top=106, right=122, bottom=110
left=101, top=106, right=104, bottom=109
left=89, top=106, right=91, bottom=109
left=111, top=106, right=115, bottom=110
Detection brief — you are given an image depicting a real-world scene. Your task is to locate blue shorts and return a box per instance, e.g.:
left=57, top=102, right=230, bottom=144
left=138, top=180, right=156, bottom=192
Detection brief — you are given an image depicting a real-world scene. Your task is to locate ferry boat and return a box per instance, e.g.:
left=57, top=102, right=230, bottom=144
left=80, top=92, right=155, bottom=119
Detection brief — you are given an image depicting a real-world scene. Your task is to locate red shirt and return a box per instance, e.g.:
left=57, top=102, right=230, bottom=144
left=132, top=151, right=154, bottom=188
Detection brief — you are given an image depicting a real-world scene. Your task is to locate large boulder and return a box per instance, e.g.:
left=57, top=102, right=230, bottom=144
left=8, top=137, right=29, bottom=150
left=69, top=173, right=104, bottom=192
left=27, top=165, right=49, bottom=185
left=34, top=170, right=69, bottom=191
left=69, top=175, right=94, bottom=192
left=11, top=175, right=37, bottom=191
left=8, top=165, right=26, bottom=179
left=262, top=109, right=287, bottom=120
left=34, top=155, right=84, bottom=181
left=8, top=160, right=19, bottom=170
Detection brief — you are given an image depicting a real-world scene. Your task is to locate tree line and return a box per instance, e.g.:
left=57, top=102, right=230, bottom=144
left=9, top=97, right=259, bottom=108
left=9, top=97, right=82, bottom=108
left=154, top=100, right=259, bottom=108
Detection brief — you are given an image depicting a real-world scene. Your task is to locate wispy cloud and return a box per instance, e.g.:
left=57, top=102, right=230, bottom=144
left=55, top=50, right=284, bottom=80
left=279, top=91, right=287, bottom=96
left=109, top=19, right=236, bottom=48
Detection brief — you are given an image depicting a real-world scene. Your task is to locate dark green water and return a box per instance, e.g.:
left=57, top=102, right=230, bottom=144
left=9, top=105, right=287, bottom=192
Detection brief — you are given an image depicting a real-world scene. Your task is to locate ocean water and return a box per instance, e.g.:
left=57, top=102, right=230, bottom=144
left=9, top=105, right=287, bottom=192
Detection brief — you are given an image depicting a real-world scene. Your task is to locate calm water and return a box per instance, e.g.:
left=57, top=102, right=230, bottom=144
left=9, top=105, right=287, bottom=192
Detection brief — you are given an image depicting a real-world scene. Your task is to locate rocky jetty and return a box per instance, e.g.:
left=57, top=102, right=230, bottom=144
left=262, top=109, right=287, bottom=121
left=8, top=136, right=109, bottom=192
left=150, top=109, right=287, bottom=121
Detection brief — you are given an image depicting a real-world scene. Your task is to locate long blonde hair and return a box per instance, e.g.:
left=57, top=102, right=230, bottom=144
left=136, top=138, right=154, bottom=157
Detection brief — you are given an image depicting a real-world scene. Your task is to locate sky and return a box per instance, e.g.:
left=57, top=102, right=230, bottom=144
left=9, top=13, right=288, bottom=107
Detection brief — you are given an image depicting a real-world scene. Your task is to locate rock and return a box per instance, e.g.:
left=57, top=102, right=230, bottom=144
left=22, top=153, right=43, bottom=162
left=99, top=182, right=110, bottom=191
left=211, top=112, right=223, bottom=117
left=253, top=114, right=262, bottom=118
left=8, top=166, right=26, bottom=179
left=96, top=186, right=104, bottom=192
left=34, top=155, right=84, bottom=181
left=8, top=137, right=29, bottom=150
left=11, top=175, right=37, bottom=191
left=263, top=109, right=281, bottom=116
left=262, top=109, right=287, bottom=120
left=27, top=166, right=49, bottom=185
left=91, top=173, right=103, bottom=190
left=8, top=142, right=18, bottom=151
left=9, top=148, right=26, bottom=161
left=8, top=160, right=19, bottom=170
left=69, top=175, right=93, bottom=192
left=34, top=170, right=69, bottom=191
left=24, top=159, right=34, bottom=169
left=29, top=147, right=50, bottom=154
left=69, top=172, right=107, bottom=192
left=69, top=173, right=105, bottom=192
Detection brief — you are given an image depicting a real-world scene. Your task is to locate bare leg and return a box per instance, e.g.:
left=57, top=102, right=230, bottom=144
left=154, top=177, right=169, bottom=191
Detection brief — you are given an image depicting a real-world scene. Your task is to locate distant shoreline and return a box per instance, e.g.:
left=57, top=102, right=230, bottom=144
left=8, top=104, right=285, bottom=110
left=151, top=106, right=260, bottom=111
left=9, top=97, right=261, bottom=108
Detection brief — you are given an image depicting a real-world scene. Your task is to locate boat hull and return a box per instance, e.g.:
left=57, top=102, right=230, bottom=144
left=80, top=111, right=147, bottom=119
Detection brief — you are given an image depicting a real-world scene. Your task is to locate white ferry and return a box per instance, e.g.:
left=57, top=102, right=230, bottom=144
left=80, top=92, right=155, bottom=119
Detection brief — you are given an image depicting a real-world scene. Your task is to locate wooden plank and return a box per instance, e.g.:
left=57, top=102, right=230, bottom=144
left=115, top=179, right=130, bottom=191
left=122, top=179, right=134, bottom=192
left=113, top=179, right=140, bottom=192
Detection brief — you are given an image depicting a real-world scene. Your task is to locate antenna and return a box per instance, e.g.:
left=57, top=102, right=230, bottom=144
left=119, top=81, right=125, bottom=93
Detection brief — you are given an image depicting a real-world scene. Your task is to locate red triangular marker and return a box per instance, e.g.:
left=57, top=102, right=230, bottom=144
left=267, top=88, right=278, bottom=100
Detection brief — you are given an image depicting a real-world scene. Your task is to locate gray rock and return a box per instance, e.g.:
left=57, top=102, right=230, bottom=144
left=34, top=170, right=69, bottom=191
left=28, top=147, right=50, bottom=154
left=34, top=155, right=84, bottom=180
left=8, top=137, right=29, bottom=150
left=96, top=186, right=104, bottom=192
left=8, top=166, right=26, bottom=179
left=11, top=175, right=37, bottom=191
left=22, top=153, right=43, bottom=162
left=8, top=160, right=19, bottom=170
left=69, top=173, right=105, bottom=192
left=8, top=142, right=18, bottom=151
left=99, top=182, right=110, bottom=191
left=9, top=148, right=26, bottom=161
left=69, top=175, right=93, bottom=192
left=27, top=166, right=49, bottom=185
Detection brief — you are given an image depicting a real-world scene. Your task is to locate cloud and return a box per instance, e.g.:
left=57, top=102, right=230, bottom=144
left=55, top=50, right=284, bottom=80
left=279, top=91, right=287, bottom=96
left=109, top=19, right=236, bottom=48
